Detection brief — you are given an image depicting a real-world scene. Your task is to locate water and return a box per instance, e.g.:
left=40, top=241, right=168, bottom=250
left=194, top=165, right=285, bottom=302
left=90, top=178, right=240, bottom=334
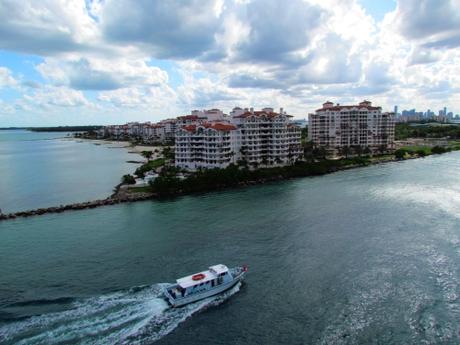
left=0, top=130, right=140, bottom=213
left=0, top=152, right=459, bottom=344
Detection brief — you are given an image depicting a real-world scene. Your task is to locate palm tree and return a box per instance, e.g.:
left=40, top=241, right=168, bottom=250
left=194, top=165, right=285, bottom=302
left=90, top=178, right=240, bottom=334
left=340, top=146, right=351, bottom=159
left=313, top=146, right=326, bottom=160
left=363, top=146, right=372, bottom=156
left=141, top=150, right=153, bottom=161
left=261, top=157, right=268, bottom=167
left=353, top=145, right=363, bottom=157
left=303, top=141, right=314, bottom=162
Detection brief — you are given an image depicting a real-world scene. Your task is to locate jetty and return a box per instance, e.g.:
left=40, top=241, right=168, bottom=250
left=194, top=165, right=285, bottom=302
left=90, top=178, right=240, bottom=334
left=0, top=191, right=154, bottom=222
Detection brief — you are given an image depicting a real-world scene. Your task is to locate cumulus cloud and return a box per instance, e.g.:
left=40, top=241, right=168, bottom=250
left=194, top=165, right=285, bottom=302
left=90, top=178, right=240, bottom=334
left=23, top=86, right=90, bottom=108
left=393, top=0, right=460, bottom=49
left=100, top=0, right=224, bottom=59
left=408, top=47, right=441, bottom=65
left=234, top=0, right=324, bottom=64
left=0, top=0, right=99, bottom=55
left=0, top=67, right=17, bottom=88
left=36, top=57, right=169, bottom=90
left=0, top=0, right=459, bottom=123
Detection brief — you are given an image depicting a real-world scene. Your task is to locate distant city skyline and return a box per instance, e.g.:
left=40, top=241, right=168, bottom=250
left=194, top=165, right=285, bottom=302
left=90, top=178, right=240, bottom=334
left=395, top=105, right=459, bottom=117
left=0, top=0, right=459, bottom=127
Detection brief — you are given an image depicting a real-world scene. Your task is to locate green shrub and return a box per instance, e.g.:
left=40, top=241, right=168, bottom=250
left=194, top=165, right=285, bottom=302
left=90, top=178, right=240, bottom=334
left=431, top=146, right=447, bottom=154
left=394, top=149, right=407, bottom=159
left=416, top=149, right=428, bottom=157
left=122, top=174, right=136, bottom=184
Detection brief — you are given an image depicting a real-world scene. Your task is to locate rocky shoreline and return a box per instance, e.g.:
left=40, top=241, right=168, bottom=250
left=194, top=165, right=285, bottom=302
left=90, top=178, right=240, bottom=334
left=0, top=191, right=155, bottom=222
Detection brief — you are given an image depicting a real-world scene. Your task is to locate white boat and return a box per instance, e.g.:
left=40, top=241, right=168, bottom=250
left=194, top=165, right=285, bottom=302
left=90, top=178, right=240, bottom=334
left=164, top=264, right=247, bottom=307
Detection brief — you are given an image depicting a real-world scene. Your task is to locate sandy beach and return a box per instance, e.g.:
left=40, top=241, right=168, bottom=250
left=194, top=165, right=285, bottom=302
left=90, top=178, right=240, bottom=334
left=66, top=137, right=164, bottom=159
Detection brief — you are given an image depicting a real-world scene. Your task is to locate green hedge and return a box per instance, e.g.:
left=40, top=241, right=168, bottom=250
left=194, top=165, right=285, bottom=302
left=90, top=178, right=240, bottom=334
left=150, top=158, right=371, bottom=196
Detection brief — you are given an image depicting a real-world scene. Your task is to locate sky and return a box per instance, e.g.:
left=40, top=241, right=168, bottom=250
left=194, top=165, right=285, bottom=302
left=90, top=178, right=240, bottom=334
left=0, top=0, right=459, bottom=126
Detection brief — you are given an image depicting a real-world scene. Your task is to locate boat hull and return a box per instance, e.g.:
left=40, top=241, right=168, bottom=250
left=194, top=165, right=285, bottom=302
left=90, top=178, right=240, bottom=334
left=165, top=272, right=245, bottom=308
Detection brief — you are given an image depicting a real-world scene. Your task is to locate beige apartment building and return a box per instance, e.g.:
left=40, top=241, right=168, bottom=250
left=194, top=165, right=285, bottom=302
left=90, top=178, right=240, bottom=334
left=175, top=107, right=302, bottom=171
left=308, top=101, right=395, bottom=156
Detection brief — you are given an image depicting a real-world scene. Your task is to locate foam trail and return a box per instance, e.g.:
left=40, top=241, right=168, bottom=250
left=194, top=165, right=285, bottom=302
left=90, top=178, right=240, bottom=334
left=0, top=282, right=241, bottom=345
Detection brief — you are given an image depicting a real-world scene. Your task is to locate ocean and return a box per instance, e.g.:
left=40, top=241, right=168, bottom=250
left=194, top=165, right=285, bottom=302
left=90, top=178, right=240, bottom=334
left=0, top=146, right=459, bottom=344
left=0, top=130, right=140, bottom=213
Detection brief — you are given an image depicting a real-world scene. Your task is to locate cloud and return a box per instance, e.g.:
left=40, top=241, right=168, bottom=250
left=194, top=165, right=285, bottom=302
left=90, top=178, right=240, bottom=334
left=418, top=80, right=456, bottom=99
left=23, top=86, right=90, bottom=108
left=36, top=57, right=169, bottom=90
left=234, top=0, right=324, bottom=64
left=408, top=48, right=441, bottom=65
left=228, top=74, right=285, bottom=89
left=0, top=0, right=99, bottom=56
left=1, top=0, right=460, bottom=124
left=393, top=0, right=460, bottom=49
left=0, top=67, right=17, bottom=88
left=100, top=0, right=223, bottom=59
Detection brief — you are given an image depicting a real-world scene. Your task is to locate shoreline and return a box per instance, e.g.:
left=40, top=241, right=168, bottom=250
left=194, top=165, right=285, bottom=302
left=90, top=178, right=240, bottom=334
left=0, top=154, right=417, bottom=222
left=67, top=137, right=163, bottom=155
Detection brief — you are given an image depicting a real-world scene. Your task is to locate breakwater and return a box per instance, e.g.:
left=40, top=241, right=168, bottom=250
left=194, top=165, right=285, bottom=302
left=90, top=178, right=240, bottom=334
left=0, top=192, right=155, bottom=221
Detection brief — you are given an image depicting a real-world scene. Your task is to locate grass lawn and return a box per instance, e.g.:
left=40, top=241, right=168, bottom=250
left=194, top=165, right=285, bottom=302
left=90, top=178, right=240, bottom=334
left=127, top=186, right=152, bottom=193
left=135, top=158, right=166, bottom=177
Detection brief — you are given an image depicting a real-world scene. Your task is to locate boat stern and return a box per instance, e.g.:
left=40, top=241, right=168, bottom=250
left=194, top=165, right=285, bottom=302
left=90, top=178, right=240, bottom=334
left=163, top=286, right=177, bottom=307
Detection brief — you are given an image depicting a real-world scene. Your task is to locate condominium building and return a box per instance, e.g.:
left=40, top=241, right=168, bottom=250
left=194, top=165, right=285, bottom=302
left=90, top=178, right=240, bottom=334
left=232, top=107, right=302, bottom=166
left=308, top=101, right=395, bottom=156
left=175, top=107, right=302, bottom=171
left=175, top=123, right=240, bottom=170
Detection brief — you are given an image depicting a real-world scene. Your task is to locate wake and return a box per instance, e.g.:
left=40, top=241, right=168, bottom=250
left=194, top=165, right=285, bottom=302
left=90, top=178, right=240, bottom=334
left=0, top=282, right=242, bottom=345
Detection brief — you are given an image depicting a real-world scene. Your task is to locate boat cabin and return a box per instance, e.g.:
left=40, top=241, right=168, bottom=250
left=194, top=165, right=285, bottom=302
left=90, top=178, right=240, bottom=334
left=170, top=264, right=232, bottom=298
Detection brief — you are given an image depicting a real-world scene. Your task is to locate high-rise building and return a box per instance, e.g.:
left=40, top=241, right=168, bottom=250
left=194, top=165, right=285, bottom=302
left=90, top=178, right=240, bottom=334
left=308, top=100, right=395, bottom=156
left=175, top=108, right=302, bottom=171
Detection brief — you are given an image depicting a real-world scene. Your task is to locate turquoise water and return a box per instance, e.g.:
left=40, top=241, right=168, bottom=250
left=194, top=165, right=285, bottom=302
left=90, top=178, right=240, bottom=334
left=0, top=151, right=459, bottom=344
left=0, top=130, right=140, bottom=213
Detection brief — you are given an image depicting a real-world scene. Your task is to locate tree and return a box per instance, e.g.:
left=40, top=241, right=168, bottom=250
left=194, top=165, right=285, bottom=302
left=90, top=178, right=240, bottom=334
left=416, top=148, right=427, bottom=157
left=352, top=145, right=363, bottom=157
left=303, top=141, right=315, bottom=162
left=121, top=174, right=136, bottom=184
left=378, top=144, right=388, bottom=155
left=141, top=150, right=153, bottom=161
left=237, top=158, right=248, bottom=168
left=340, top=146, right=351, bottom=159
left=312, top=146, right=327, bottom=160
left=162, top=146, right=175, bottom=160
left=432, top=145, right=448, bottom=154
left=394, top=148, right=407, bottom=159
left=363, top=146, right=372, bottom=156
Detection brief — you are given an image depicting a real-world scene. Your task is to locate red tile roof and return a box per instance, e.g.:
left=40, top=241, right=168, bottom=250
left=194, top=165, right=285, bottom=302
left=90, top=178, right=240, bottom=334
left=181, top=122, right=237, bottom=132
left=233, top=111, right=280, bottom=118
left=205, top=123, right=237, bottom=131
left=177, top=115, right=200, bottom=120
left=183, top=124, right=197, bottom=132
left=316, top=105, right=382, bottom=112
